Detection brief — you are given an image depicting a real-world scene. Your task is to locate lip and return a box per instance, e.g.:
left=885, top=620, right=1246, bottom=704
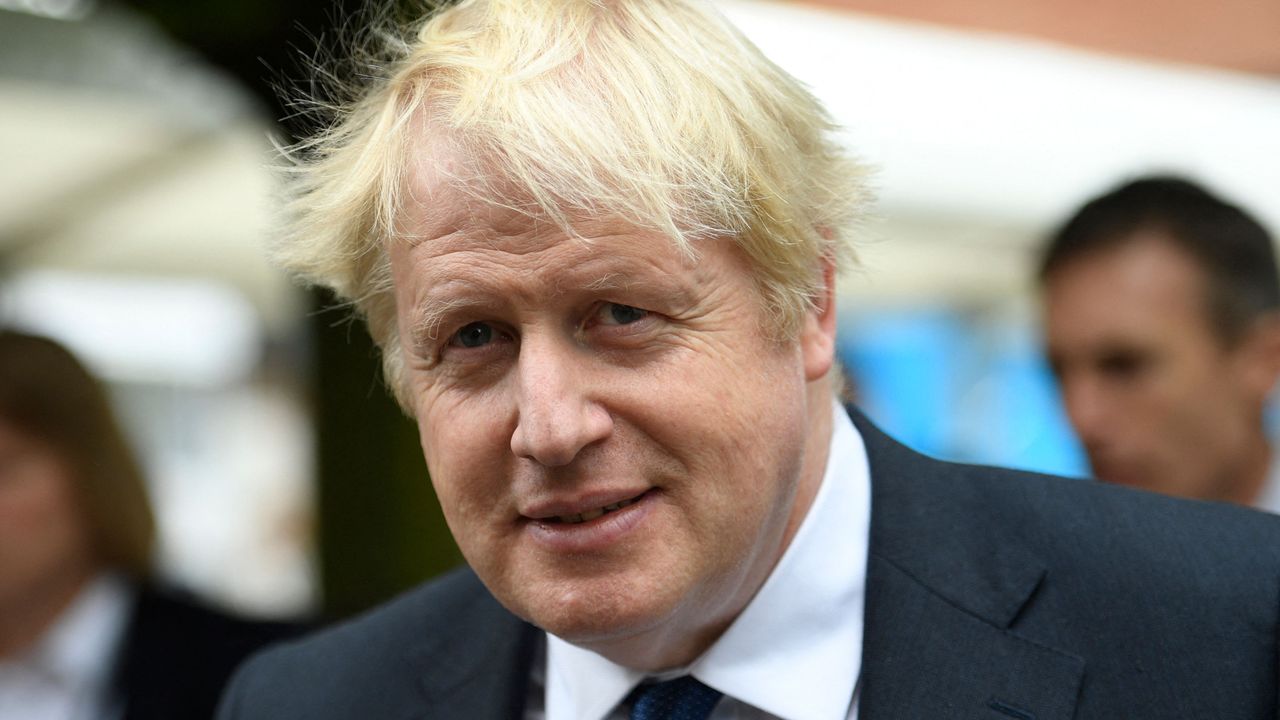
left=521, top=488, right=658, bottom=553
left=521, top=487, right=653, bottom=521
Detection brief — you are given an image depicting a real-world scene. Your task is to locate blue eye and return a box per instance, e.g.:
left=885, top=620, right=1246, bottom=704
left=454, top=322, right=494, bottom=348
left=607, top=304, right=648, bottom=325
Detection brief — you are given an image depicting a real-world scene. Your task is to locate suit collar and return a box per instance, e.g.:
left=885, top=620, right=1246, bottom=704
left=402, top=574, right=539, bottom=720
left=852, top=407, right=1046, bottom=627
left=849, top=407, right=1084, bottom=720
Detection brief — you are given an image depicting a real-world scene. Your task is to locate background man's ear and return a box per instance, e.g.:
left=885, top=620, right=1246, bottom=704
left=802, top=256, right=838, bottom=382
left=1238, top=313, right=1280, bottom=400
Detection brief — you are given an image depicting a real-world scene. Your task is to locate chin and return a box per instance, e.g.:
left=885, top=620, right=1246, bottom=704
left=516, top=573, right=683, bottom=650
left=542, top=611, right=659, bottom=648
left=1096, top=465, right=1154, bottom=492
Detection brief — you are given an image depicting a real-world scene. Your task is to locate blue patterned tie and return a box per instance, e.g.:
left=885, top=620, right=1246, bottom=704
left=628, top=676, right=724, bottom=720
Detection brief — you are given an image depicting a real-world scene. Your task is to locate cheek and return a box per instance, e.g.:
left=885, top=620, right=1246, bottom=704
left=5, top=462, right=75, bottom=524
left=1154, top=367, right=1229, bottom=430
left=646, top=346, right=808, bottom=509
left=417, top=391, right=513, bottom=532
left=0, top=468, right=90, bottom=571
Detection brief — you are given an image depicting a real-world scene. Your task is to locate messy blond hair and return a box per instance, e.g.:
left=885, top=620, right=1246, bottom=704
left=277, top=0, right=868, bottom=403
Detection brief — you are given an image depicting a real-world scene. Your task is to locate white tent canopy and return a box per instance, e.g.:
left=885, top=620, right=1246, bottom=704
left=0, top=4, right=297, bottom=334
left=3, top=0, right=1278, bottom=310
left=718, top=0, right=1280, bottom=301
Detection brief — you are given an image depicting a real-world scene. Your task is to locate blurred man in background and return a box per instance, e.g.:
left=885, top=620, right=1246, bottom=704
left=0, top=330, right=299, bottom=720
left=1039, top=176, right=1280, bottom=510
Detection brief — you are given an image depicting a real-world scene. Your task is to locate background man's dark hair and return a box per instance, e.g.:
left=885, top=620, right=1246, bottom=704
left=1038, top=176, right=1280, bottom=345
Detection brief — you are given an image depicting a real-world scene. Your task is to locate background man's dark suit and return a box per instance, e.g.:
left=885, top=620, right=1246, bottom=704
left=112, top=586, right=301, bottom=720
left=218, top=409, right=1280, bottom=719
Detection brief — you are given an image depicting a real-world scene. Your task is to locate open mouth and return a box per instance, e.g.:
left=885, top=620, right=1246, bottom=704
left=546, top=492, right=647, bottom=524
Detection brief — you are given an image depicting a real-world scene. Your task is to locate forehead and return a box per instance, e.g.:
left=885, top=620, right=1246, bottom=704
left=394, top=132, right=713, bottom=277
left=403, top=131, right=647, bottom=248
left=1044, top=234, right=1217, bottom=349
left=398, top=172, right=684, bottom=277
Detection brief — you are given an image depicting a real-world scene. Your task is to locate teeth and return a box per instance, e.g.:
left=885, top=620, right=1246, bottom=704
left=554, top=496, right=638, bottom=524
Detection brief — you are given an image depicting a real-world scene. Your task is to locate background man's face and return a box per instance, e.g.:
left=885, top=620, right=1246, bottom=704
left=1042, top=234, right=1262, bottom=500
left=387, top=167, right=832, bottom=668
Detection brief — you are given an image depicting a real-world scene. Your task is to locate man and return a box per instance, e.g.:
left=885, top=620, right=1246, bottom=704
left=219, top=2, right=1280, bottom=718
left=1039, top=177, right=1280, bottom=510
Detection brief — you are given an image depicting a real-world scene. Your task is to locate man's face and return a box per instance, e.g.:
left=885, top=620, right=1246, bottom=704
left=1043, top=234, right=1265, bottom=500
left=388, top=169, right=834, bottom=669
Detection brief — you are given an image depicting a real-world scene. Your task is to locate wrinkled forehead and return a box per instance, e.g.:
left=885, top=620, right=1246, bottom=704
left=395, top=126, right=701, bottom=262
left=398, top=147, right=523, bottom=250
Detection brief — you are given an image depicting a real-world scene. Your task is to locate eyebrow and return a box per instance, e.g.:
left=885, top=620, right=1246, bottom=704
left=406, top=264, right=689, bottom=351
left=408, top=277, right=622, bottom=343
left=407, top=293, right=489, bottom=351
left=581, top=272, right=630, bottom=293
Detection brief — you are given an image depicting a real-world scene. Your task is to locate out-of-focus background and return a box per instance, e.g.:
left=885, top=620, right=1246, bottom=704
left=2, top=0, right=1277, bottom=618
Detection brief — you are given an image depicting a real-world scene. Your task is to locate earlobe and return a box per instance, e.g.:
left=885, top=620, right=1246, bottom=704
left=801, top=257, right=838, bottom=382
left=1241, top=315, right=1280, bottom=398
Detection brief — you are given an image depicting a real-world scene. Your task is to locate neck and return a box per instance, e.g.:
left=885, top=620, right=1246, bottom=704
left=0, top=564, right=96, bottom=660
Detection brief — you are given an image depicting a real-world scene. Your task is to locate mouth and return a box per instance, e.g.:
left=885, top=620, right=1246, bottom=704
left=522, top=489, right=656, bottom=552
left=546, top=494, right=645, bottom=524
left=524, top=488, right=655, bottom=526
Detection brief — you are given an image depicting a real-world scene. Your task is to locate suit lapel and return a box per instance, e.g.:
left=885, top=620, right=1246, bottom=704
left=403, top=579, right=539, bottom=720
left=860, top=555, right=1083, bottom=720
left=851, top=409, right=1085, bottom=720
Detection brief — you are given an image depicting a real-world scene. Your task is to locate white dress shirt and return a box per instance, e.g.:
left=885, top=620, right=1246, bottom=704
left=531, top=400, right=872, bottom=720
left=0, top=574, right=133, bottom=720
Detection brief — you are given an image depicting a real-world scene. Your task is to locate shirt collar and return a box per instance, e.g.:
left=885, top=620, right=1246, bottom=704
left=546, top=400, right=871, bottom=720
left=30, top=573, right=133, bottom=692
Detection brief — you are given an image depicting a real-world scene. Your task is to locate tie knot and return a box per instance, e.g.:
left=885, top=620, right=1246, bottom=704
left=628, top=676, right=723, bottom=720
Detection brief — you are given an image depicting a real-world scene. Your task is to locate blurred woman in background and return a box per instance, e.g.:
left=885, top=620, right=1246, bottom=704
left=0, top=329, right=298, bottom=720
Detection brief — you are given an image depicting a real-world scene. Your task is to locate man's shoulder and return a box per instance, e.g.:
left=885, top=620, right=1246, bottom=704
left=854, top=406, right=1280, bottom=574
left=857, top=407, right=1280, bottom=626
left=889, top=446, right=1280, bottom=580
left=217, top=567, right=535, bottom=720
left=266, top=565, right=495, bottom=655
left=231, top=565, right=506, bottom=676
left=857, top=429, right=1280, bottom=717
left=951, top=458, right=1280, bottom=566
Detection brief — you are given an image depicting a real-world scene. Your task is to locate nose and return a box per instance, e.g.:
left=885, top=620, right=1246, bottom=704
left=509, top=336, right=613, bottom=467
left=1060, top=373, right=1109, bottom=447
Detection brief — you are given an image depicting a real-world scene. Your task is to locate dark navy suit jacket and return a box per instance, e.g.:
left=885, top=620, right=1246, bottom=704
left=217, top=408, right=1280, bottom=719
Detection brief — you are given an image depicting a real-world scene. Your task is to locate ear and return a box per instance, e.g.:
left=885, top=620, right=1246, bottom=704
left=1235, top=313, right=1280, bottom=400
left=801, top=255, right=838, bottom=382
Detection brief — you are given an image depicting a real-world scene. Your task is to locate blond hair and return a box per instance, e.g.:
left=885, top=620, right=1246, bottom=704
left=277, top=0, right=868, bottom=403
left=0, top=331, right=155, bottom=579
